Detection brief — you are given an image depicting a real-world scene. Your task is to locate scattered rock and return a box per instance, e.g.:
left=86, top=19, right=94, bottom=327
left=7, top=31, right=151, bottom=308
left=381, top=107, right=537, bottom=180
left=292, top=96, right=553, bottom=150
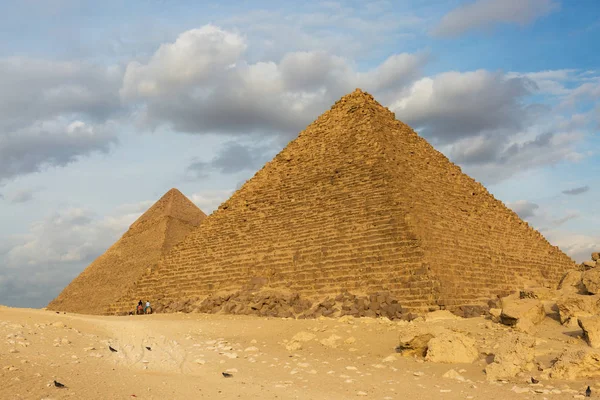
left=442, top=369, right=465, bottom=381
left=558, top=270, right=586, bottom=294
left=396, top=334, right=434, bottom=357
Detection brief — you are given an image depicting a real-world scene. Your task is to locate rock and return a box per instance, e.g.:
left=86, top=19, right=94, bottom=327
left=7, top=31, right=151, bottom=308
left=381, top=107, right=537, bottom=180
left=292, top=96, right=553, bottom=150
left=442, top=369, right=465, bottom=381
left=542, top=349, right=600, bottom=380
left=578, top=317, right=600, bottom=348
left=396, top=334, right=434, bottom=357
left=556, top=294, right=600, bottom=325
left=500, top=298, right=545, bottom=334
left=558, top=270, right=585, bottom=294
left=292, top=331, right=316, bottom=342
left=582, top=260, right=596, bottom=269
left=592, top=252, right=600, bottom=261
left=583, top=270, right=600, bottom=294
left=485, top=333, right=536, bottom=381
left=425, top=332, right=479, bottom=364
left=489, top=308, right=502, bottom=323
left=320, top=335, right=341, bottom=348
left=285, top=341, right=303, bottom=352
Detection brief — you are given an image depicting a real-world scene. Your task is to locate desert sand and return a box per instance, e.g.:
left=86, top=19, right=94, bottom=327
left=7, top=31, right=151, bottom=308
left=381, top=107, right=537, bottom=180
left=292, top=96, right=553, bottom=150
left=1, top=305, right=596, bottom=400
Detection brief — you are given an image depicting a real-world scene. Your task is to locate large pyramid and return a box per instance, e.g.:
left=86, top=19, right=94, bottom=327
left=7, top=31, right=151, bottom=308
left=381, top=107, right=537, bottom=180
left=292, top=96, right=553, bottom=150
left=48, top=188, right=206, bottom=314
left=110, top=89, right=575, bottom=314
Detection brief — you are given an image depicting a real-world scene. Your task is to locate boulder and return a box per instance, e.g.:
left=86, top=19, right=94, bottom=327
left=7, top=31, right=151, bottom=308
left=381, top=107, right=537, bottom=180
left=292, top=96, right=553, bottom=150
left=582, top=260, right=596, bottom=270
left=592, top=252, right=600, bottom=261
left=542, top=349, right=600, bottom=380
left=583, top=269, right=600, bottom=294
left=556, top=294, right=600, bottom=325
left=578, top=317, right=600, bottom=348
left=558, top=270, right=585, bottom=294
left=485, top=333, right=536, bottom=381
left=500, top=298, right=545, bottom=334
left=425, top=332, right=479, bottom=364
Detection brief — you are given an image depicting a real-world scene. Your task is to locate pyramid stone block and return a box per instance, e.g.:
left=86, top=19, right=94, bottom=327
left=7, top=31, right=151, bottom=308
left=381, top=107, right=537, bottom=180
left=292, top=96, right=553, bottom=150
left=110, top=89, right=575, bottom=314
left=48, top=188, right=206, bottom=314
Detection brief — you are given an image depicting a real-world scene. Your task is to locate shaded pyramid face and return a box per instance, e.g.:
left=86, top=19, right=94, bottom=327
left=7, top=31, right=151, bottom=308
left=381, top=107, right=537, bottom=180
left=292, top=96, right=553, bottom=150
left=111, top=89, right=575, bottom=313
left=48, top=188, right=206, bottom=314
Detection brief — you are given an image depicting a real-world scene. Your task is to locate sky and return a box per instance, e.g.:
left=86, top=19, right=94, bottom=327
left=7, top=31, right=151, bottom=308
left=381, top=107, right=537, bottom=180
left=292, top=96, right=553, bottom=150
left=0, top=0, right=599, bottom=308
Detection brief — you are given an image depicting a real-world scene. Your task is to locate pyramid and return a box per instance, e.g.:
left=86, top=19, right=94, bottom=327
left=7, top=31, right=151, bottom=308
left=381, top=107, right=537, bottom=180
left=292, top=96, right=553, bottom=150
left=48, top=188, right=206, bottom=314
left=109, top=89, right=575, bottom=314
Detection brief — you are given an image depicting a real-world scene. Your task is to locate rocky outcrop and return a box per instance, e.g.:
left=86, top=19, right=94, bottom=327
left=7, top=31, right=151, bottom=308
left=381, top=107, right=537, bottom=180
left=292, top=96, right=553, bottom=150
left=578, top=316, right=600, bottom=348
left=485, top=333, right=536, bottom=381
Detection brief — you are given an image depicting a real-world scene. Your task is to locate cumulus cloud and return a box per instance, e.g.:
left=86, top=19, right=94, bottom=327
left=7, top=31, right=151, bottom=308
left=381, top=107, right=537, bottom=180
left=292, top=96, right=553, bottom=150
left=0, top=57, right=123, bottom=182
left=562, top=186, right=590, bottom=196
left=508, top=200, right=539, bottom=219
left=432, top=0, right=560, bottom=37
left=390, top=70, right=535, bottom=142
left=121, top=25, right=427, bottom=136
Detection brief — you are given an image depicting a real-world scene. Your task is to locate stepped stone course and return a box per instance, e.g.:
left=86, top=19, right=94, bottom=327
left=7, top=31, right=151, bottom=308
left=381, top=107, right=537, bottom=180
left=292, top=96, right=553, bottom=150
left=109, top=89, right=575, bottom=315
left=48, top=188, right=206, bottom=315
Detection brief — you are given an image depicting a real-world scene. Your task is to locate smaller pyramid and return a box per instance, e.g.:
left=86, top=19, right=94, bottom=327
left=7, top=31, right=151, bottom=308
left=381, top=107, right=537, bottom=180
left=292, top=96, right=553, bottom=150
left=47, top=188, right=206, bottom=314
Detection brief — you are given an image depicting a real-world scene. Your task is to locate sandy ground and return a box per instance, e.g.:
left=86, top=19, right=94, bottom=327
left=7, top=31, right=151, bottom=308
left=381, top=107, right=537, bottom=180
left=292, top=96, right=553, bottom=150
left=0, top=306, right=597, bottom=400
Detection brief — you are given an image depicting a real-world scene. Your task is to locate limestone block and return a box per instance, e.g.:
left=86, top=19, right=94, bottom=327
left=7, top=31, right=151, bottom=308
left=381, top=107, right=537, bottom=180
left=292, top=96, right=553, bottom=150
left=556, top=294, right=600, bottom=325
left=592, top=252, right=600, bottom=261
left=583, top=269, right=600, bottom=294
left=500, top=298, right=545, bottom=333
left=485, top=333, right=536, bottom=381
left=558, top=270, right=585, bottom=294
left=578, top=317, right=600, bottom=348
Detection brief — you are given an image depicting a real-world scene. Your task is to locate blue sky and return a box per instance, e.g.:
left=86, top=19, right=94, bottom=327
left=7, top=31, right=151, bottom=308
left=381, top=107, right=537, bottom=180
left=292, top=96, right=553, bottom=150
left=0, top=0, right=598, bottom=307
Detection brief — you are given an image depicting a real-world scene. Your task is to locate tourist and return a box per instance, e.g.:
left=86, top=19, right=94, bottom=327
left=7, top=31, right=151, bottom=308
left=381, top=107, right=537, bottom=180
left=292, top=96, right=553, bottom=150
left=144, top=300, right=151, bottom=314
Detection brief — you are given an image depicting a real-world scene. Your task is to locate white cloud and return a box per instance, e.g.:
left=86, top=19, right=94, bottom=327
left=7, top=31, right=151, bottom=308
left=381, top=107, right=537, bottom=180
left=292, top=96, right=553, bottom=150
left=432, top=0, right=560, bottom=37
left=120, top=25, right=427, bottom=137
left=390, top=70, right=534, bottom=142
left=544, top=232, right=600, bottom=263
